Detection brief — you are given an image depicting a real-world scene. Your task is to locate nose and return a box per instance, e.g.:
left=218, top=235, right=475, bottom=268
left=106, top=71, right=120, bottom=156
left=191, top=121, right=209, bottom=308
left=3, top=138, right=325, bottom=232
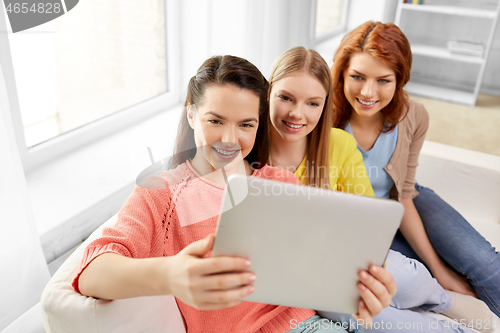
left=222, top=125, right=238, bottom=145
left=361, top=80, right=375, bottom=98
left=288, top=103, right=305, bottom=119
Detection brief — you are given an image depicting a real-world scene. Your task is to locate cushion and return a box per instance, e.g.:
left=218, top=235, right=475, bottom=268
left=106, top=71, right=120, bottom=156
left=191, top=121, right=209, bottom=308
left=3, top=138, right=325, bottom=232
left=40, top=214, right=186, bottom=333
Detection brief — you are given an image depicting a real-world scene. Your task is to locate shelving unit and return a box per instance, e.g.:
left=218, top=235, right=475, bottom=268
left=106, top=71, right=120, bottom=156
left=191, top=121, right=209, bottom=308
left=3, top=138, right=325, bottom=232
left=398, top=4, right=497, bottom=18
left=395, top=0, right=500, bottom=106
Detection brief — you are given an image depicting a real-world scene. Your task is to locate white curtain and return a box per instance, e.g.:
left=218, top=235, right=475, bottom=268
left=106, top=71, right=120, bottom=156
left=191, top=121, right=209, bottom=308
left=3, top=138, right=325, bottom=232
left=0, top=30, right=51, bottom=333
left=179, top=0, right=315, bottom=89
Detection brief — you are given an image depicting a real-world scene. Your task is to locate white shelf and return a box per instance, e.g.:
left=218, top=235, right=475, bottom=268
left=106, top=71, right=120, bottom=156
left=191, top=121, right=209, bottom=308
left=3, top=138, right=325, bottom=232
left=396, top=0, right=500, bottom=106
left=405, top=82, right=476, bottom=106
left=401, top=3, right=497, bottom=18
left=411, top=45, right=484, bottom=64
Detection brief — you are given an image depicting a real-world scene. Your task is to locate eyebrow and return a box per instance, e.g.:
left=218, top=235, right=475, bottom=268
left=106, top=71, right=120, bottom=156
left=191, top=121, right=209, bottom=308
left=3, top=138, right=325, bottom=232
left=205, top=111, right=258, bottom=123
left=351, top=70, right=395, bottom=79
left=277, top=89, right=325, bottom=101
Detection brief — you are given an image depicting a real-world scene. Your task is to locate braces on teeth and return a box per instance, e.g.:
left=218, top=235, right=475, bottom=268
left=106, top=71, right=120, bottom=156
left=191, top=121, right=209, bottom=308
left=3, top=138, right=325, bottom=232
left=214, top=147, right=237, bottom=155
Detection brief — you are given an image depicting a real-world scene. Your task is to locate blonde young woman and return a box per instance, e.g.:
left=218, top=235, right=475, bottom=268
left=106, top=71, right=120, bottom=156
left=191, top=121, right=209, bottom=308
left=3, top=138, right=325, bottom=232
left=268, top=46, right=493, bottom=333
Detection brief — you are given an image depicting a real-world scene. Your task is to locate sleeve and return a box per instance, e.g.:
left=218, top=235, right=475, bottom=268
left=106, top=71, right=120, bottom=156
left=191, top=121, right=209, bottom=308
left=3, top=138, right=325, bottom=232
left=401, top=102, right=429, bottom=198
left=286, top=171, right=303, bottom=185
left=71, top=186, right=168, bottom=293
left=337, top=133, right=375, bottom=197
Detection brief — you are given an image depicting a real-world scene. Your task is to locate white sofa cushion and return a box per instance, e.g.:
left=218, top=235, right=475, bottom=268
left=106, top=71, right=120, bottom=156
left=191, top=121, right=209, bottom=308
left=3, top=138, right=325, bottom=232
left=417, top=141, right=500, bottom=250
left=40, top=215, right=186, bottom=333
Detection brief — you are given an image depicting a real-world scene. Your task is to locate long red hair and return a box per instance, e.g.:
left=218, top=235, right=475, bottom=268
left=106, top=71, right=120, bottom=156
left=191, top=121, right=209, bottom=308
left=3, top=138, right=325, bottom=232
left=332, top=21, right=412, bottom=132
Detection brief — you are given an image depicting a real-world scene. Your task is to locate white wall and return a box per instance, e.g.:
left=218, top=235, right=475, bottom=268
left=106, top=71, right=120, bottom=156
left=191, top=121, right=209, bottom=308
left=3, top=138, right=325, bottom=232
left=347, top=0, right=396, bottom=30
left=316, top=0, right=396, bottom=66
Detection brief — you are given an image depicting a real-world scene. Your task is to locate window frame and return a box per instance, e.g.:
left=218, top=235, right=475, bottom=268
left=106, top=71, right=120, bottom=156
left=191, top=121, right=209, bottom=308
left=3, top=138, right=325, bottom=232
left=1, top=0, right=182, bottom=174
left=313, top=0, right=349, bottom=45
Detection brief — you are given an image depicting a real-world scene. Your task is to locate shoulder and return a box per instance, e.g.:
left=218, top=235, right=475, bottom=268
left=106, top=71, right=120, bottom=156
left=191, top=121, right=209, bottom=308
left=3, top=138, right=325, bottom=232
left=164, top=162, right=194, bottom=187
left=253, top=164, right=301, bottom=185
left=405, top=99, right=429, bottom=126
left=135, top=162, right=193, bottom=201
left=329, top=128, right=359, bottom=162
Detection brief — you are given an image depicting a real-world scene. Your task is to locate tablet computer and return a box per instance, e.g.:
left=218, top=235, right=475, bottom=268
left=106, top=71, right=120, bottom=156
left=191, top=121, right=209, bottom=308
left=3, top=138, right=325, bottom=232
left=211, top=174, right=403, bottom=314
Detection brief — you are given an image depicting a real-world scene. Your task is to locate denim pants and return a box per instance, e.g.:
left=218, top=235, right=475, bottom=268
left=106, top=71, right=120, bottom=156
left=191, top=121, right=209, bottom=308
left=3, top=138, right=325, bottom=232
left=391, top=184, right=500, bottom=318
left=316, top=250, right=475, bottom=333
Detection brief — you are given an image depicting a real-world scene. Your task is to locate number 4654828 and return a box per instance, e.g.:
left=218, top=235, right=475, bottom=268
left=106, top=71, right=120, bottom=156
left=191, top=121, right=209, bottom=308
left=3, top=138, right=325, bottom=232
left=5, top=2, right=62, bottom=14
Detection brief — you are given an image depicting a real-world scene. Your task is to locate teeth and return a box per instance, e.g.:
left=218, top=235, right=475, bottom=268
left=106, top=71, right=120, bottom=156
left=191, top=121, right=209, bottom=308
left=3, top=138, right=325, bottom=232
left=214, top=147, right=237, bottom=156
left=358, top=98, right=376, bottom=106
left=284, top=121, right=303, bottom=129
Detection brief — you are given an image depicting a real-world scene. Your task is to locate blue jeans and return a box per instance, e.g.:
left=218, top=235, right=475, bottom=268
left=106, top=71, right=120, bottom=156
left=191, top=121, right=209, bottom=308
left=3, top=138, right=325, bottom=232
left=392, top=183, right=500, bottom=318
left=317, top=250, right=475, bottom=333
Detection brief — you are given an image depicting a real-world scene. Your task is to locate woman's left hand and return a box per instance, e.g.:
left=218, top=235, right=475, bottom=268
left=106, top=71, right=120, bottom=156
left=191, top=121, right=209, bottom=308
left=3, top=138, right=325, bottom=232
left=352, top=264, right=397, bottom=328
left=432, top=261, right=477, bottom=298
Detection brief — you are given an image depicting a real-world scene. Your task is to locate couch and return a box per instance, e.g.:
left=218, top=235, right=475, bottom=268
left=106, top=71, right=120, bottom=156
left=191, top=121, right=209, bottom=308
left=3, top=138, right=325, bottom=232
left=5, top=141, right=499, bottom=333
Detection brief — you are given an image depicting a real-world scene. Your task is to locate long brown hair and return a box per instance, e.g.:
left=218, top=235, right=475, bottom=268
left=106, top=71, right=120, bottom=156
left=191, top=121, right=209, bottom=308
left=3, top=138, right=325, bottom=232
left=268, top=47, right=333, bottom=189
left=332, top=21, right=412, bottom=132
left=172, top=55, right=269, bottom=169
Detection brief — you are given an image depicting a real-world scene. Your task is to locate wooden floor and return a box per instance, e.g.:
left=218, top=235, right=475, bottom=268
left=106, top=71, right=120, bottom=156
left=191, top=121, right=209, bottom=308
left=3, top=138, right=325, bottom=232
left=410, top=93, right=500, bottom=157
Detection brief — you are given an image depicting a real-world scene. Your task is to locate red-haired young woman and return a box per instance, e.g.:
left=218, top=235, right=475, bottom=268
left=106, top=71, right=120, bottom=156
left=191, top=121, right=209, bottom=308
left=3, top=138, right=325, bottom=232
left=332, top=21, right=500, bottom=319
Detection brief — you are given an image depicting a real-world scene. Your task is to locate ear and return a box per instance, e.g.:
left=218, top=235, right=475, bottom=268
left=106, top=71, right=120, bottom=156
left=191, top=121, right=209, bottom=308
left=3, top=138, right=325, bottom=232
left=187, top=105, right=196, bottom=129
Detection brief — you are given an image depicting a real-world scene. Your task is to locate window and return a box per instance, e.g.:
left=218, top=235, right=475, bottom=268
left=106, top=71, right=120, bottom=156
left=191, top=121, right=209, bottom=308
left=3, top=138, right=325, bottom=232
left=314, top=0, right=348, bottom=43
left=2, top=0, right=180, bottom=172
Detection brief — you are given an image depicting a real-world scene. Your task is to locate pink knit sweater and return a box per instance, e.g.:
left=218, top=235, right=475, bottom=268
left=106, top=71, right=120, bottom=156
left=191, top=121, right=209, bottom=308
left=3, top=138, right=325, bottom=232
left=72, top=162, right=315, bottom=333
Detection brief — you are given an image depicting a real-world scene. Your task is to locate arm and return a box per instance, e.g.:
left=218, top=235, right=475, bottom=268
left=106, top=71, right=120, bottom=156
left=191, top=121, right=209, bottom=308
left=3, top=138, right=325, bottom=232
left=399, top=198, right=475, bottom=296
left=398, top=103, right=475, bottom=296
left=79, top=234, right=256, bottom=310
left=79, top=253, right=172, bottom=299
left=399, top=198, right=443, bottom=271
left=75, top=184, right=255, bottom=309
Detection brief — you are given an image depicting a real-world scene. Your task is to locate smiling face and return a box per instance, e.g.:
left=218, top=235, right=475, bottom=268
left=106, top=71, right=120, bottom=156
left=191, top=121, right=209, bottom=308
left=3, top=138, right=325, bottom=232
left=188, top=84, right=260, bottom=173
left=343, top=52, right=397, bottom=120
left=269, top=72, right=327, bottom=145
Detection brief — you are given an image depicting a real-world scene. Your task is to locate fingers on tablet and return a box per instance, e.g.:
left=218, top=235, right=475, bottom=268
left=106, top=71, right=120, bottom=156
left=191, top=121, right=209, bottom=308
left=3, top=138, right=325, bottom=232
left=357, top=280, right=384, bottom=317
left=197, top=257, right=251, bottom=275
left=204, top=272, right=256, bottom=291
left=369, top=264, right=398, bottom=298
left=353, top=300, right=373, bottom=329
left=361, top=270, right=393, bottom=308
left=202, top=284, right=254, bottom=303
left=191, top=272, right=255, bottom=310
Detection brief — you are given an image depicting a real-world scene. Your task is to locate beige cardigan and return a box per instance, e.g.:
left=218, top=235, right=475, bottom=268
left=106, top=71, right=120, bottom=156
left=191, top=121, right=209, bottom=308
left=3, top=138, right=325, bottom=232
left=386, top=99, right=429, bottom=200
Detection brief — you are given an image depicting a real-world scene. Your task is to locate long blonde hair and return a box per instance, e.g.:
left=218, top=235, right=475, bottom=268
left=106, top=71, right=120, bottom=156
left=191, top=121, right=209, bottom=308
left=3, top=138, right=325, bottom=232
left=268, top=47, right=333, bottom=189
